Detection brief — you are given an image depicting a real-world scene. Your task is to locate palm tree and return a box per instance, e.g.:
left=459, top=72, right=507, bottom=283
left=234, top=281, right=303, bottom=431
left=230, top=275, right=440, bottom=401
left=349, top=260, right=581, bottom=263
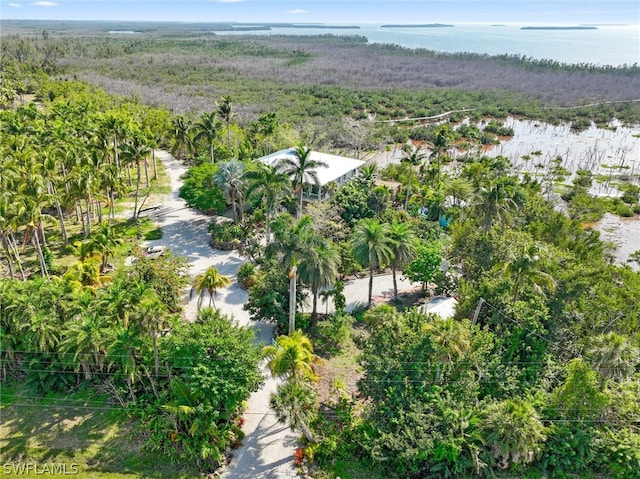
left=424, top=318, right=471, bottom=382
left=388, top=221, right=417, bottom=302
left=121, top=134, right=151, bottom=221
left=132, top=293, right=169, bottom=378
left=261, top=331, right=320, bottom=384
left=270, top=380, right=318, bottom=443
left=298, top=239, right=340, bottom=320
left=171, top=116, right=193, bottom=162
left=430, top=124, right=454, bottom=187
left=350, top=218, right=394, bottom=307
left=279, top=144, right=328, bottom=218
left=482, top=399, right=546, bottom=469
left=194, top=111, right=220, bottom=163
left=213, top=159, right=246, bottom=222
left=474, top=179, right=518, bottom=232
left=192, top=267, right=232, bottom=309
left=243, top=162, right=292, bottom=244
left=401, top=149, right=427, bottom=210
left=587, top=332, right=640, bottom=387
left=90, top=221, right=123, bottom=273
left=216, top=95, right=234, bottom=150
left=60, top=311, right=109, bottom=381
left=495, top=243, right=556, bottom=301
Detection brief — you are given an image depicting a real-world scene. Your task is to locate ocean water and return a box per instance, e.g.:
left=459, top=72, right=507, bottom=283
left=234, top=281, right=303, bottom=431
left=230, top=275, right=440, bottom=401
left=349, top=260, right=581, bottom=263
left=222, top=24, right=640, bottom=67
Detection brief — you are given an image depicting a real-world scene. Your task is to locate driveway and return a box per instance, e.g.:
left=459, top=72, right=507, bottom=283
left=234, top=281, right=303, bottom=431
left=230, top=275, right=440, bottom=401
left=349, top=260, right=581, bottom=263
left=146, top=151, right=417, bottom=478
left=147, top=151, right=298, bottom=479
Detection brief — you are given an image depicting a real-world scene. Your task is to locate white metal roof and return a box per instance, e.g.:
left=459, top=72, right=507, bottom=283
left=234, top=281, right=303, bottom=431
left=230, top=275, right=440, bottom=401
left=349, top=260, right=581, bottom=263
left=258, top=148, right=365, bottom=187
left=420, top=296, right=458, bottom=320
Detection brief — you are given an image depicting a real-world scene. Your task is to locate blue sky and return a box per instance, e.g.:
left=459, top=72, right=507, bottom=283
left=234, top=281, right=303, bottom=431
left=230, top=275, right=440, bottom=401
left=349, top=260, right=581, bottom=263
left=1, top=1, right=639, bottom=24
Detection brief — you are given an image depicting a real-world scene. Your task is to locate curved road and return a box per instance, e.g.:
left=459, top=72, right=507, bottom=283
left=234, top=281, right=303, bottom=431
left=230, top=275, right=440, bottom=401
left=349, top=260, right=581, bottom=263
left=146, top=151, right=415, bottom=478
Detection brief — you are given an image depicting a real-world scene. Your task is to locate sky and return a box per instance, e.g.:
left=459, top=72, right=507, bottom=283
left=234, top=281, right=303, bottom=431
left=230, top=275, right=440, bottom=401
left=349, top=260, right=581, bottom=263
left=1, top=1, right=639, bottom=25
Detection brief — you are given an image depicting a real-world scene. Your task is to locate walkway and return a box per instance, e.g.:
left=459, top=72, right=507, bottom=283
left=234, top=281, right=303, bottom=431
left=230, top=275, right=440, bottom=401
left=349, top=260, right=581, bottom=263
left=146, top=151, right=416, bottom=478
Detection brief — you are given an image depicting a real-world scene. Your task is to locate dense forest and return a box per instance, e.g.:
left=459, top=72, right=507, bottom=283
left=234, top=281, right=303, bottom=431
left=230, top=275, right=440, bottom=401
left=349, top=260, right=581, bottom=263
left=1, top=20, right=639, bottom=479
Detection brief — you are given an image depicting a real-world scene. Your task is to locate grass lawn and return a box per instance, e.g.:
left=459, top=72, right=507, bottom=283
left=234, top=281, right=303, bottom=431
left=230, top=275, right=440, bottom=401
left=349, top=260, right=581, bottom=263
left=0, top=385, right=200, bottom=479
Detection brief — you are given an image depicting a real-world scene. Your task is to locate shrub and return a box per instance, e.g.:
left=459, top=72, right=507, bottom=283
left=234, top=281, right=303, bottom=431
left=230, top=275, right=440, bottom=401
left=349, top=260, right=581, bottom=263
left=237, top=262, right=256, bottom=289
left=314, top=314, right=354, bottom=355
left=592, top=428, right=640, bottom=479
left=209, top=221, right=243, bottom=250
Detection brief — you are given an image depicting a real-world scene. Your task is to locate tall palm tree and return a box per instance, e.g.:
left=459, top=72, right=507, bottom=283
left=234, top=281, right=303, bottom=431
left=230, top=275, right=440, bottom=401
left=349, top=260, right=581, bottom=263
left=431, top=124, right=454, bottom=187
left=401, top=149, right=427, bottom=210
left=194, top=111, right=220, bottom=164
left=213, top=159, right=246, bottom=222
left=278, top=144, right=328, bottom=218
left=298, top=239, right=340, bottom=320
left=132, top=293, right=169, bottom=377
left=350, top=218, right=394, bottom=307
left=243, top=162, right=292, bottom=244
left=171, top=116, right=193, bottom=162
left=121, top=134, right=151, bottom=221
left=192, top=267, right=232, bottom=309
left=216, top=95, right=234, bottom=150
left=388, top=221, right=417, bottom=302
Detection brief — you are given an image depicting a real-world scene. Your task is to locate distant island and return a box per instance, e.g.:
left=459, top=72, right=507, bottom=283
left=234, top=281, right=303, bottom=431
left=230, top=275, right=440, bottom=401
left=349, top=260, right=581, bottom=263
left=521, top=26, right=598, bottom=30
left=381, top=23, right=454, bottom=28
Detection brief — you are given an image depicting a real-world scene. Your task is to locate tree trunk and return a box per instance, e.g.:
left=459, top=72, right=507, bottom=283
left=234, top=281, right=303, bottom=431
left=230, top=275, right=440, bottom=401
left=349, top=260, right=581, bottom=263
left=81, top=360, right=92, bottom=381
left=2, top=238, right=15, bottom=280
left=312, top=288, right=318, bottom=322
left=144, top=159, right=150, bottom=188
left=50, top=182, right=68, bottom=245
left=152, top=150, right=158, bottom=180
left=78, top=202, right=86, bottom=236
left=38, top=222, right=47, bottom=249
left=392, top=265, right=399, bottom=302
left=85, top=198, right=92, bottom=236
left=32, top=229, right=48, bottom=278
left=133, top=162, right=141, bottom=221
left=8, top=233, right=25, bottom=281
left=405, top=169, right=413, bottom=211
left=298, top=189, right=303, bottom=219
left=368, top=266, right=374, bottom=308
left=295, top=411, right=317, bottom=443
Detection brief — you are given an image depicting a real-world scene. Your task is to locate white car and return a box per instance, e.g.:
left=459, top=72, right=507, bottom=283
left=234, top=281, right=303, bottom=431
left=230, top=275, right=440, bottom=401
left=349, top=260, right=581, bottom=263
left=145, top=246, right=166, bottom=259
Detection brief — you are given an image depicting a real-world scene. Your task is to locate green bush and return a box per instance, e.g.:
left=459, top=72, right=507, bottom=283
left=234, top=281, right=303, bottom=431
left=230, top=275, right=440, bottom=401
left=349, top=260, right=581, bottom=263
left=209, top=221, right=243, bottom=250
left=592, top=428, right=640, bottom=479
left=178, top=163, right=226, bottom=213
left=314, top=314, right=354, bottom=355
left=237, top=262, right=256, bottom=289
left=537, top=425, right=594, bottom=477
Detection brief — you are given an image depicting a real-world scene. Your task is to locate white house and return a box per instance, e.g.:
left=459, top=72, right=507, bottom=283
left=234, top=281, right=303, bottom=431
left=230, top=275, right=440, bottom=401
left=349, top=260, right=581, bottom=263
left=258, top=148, right=365, bottom=200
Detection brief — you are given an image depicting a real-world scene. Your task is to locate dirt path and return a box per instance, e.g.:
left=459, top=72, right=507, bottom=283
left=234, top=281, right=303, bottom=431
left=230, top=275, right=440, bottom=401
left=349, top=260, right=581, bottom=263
left=146, top=151, right=299, bottom=479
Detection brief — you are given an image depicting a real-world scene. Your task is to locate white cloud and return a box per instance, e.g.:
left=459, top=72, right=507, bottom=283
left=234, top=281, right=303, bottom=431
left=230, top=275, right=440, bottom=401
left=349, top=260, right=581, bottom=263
left=31, top=1, right=58, bottom=6
left=288, top=9, right=307, bottom=14
left=8, top=2, right=22, bottom=6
